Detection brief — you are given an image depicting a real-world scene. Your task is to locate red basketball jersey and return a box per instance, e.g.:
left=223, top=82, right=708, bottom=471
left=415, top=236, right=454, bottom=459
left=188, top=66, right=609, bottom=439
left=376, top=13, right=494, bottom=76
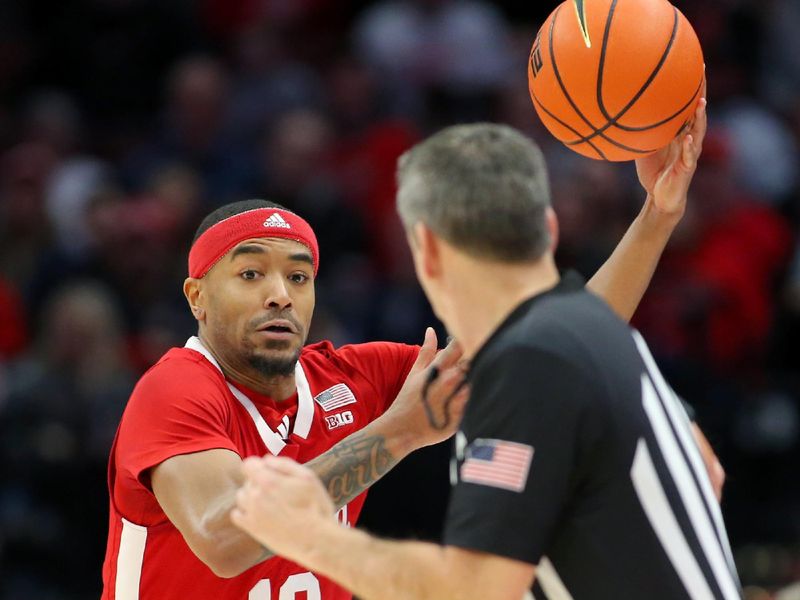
left=101, top=336, right=418, bottom=599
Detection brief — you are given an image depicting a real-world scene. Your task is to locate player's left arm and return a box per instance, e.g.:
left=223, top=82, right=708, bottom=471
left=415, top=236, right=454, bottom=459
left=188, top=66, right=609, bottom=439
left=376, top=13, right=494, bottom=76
left=306, top=328, right=468, bottom=509
left=232, top=455, right=536, bottom=600
left=587, top=92, right=707, bottom=322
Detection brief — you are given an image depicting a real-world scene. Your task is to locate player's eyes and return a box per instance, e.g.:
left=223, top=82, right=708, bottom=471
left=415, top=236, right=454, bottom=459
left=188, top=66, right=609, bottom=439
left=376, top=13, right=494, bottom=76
left=240, top=270, right=261, bottom=280
left=289, top=272, right=309, bottom=284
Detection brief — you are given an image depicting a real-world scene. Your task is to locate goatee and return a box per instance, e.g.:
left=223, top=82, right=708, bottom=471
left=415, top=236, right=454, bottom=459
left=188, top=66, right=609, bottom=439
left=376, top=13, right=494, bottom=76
left=247, top=350, right=300, bottom=378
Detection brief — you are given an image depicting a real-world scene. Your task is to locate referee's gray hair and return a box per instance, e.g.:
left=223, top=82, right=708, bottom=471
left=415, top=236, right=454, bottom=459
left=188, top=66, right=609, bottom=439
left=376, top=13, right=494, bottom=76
left=396, top=123, right=552, bottom=262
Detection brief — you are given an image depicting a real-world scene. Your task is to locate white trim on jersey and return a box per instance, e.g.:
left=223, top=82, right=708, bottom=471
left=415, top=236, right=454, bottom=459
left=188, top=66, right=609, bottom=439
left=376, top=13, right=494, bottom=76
left=293, top=362, right=314, bottom=438
left=227, top=382, right=288, bottom=455
left=632, top=332, right=738, bottom=579
left=631, top=438, right=717, bottom=600
left=184, top=336, right=315, bottom=455
left=633, top=333, right=740, bottom=600
left=537, top=558, right=574, bottom=600
left=116, top=518, right=147, bottom=600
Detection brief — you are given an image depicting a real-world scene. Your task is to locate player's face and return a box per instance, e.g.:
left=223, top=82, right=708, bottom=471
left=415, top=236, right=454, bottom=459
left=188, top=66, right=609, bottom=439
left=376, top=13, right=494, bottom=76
left=202, top=237, right=315, bottom=377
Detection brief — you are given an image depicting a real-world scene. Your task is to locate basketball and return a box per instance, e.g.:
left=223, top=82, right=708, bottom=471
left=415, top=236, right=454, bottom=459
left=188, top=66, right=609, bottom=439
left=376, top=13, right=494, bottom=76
left=528, top=0, right=704, bottom=161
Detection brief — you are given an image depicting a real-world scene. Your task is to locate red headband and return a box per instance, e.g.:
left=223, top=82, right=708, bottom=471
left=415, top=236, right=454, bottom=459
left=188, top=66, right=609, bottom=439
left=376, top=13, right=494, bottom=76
left=188, top=208, right=319, bottom=278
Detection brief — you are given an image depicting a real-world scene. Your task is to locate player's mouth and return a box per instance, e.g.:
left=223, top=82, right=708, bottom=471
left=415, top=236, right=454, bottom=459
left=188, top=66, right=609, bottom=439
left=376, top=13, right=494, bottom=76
left=255, top=319, right=298, bottom=341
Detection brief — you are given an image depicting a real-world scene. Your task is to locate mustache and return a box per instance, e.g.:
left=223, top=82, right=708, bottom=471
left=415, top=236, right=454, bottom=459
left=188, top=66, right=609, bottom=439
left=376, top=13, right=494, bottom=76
left=249, top=311, right=303, bottom=333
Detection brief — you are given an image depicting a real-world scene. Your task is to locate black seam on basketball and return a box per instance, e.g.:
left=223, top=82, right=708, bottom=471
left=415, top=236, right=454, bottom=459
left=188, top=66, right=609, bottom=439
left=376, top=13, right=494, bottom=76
left=614, top=75, right=702, bottom=131
left=547, top=6, right=654, bottom=155
left=595, top=0, right=621, bottom=124
left=547, top=8, right=603, bottom=138
left=530, top=90, right=607, bottom=160
left=581, top=5, right=679, bottom=141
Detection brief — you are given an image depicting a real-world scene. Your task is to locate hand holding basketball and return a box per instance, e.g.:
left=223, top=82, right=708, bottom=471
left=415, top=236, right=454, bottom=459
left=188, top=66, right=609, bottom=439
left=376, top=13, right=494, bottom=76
left=636, top=85, right=707, bottom=221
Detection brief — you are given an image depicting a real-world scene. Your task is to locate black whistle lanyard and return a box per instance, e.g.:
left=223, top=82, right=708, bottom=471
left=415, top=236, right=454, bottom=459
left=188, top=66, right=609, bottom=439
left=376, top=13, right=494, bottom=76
left=420, top=366, right=468, bottom=431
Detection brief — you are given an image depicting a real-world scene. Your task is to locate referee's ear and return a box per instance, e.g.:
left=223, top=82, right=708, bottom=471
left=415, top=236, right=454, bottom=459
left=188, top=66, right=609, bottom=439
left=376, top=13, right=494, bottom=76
left=413, top=222, right=443, bottom=280
left=546, top=206, right=560, bottom=255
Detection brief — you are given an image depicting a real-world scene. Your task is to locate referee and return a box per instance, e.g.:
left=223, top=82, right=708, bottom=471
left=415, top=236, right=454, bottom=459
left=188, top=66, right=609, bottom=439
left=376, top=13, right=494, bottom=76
left=231, top=116, right=742, bottom=598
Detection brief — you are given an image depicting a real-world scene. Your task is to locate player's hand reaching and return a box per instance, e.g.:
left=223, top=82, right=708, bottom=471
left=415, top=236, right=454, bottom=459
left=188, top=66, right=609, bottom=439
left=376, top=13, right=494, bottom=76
left=383, top=327, right=469, bottom=450
left=232, top=455, right=334, bottom=561
left=635, top=78, right=707, bottom=225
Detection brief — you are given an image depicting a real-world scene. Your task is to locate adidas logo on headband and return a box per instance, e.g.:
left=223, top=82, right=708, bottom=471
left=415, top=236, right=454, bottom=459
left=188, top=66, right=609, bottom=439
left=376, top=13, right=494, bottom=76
left=263, top=213, right=291, bottom=229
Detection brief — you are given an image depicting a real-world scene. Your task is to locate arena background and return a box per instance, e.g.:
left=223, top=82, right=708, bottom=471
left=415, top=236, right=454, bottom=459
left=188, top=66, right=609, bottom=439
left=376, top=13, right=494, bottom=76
left=0, top=0, right=798, bottom=597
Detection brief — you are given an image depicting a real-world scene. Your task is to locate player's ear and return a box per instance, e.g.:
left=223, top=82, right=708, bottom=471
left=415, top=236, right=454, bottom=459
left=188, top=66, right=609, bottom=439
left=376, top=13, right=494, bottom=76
left=413, top=222, right=443, bottom=279
left=183, top=277, right=206, bottom=322
left=546, top=206, right=559, bottom=254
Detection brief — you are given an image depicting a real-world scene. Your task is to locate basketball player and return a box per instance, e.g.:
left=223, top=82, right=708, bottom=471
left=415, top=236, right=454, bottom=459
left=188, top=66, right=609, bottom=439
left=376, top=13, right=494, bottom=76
left=232, top=108, right=742, bottom=598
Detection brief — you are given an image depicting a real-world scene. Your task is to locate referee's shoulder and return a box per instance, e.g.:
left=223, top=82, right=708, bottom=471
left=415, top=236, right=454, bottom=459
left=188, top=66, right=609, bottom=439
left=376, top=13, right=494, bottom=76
left=481, top=288, right=627, bottom=383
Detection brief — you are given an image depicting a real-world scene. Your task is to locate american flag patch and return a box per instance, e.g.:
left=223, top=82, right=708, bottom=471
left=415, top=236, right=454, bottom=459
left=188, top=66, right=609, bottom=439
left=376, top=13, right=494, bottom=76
left=314, top=384, right=357, bottom=412
left=460, top=439, right=534, bottom=493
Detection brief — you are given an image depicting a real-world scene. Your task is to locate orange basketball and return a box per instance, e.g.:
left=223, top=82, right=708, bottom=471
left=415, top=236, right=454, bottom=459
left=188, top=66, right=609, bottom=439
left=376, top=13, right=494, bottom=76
left=528, top=0, right=704, bottom=161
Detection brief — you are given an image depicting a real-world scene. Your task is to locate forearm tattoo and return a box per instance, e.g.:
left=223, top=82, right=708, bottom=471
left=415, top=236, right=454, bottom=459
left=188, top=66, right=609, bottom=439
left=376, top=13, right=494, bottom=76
left=307, top=433, right=397, bottom=507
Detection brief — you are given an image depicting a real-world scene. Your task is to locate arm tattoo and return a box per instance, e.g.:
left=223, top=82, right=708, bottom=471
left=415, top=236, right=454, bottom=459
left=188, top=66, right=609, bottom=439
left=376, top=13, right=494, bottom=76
left=307, top=432, right=397, bottom=507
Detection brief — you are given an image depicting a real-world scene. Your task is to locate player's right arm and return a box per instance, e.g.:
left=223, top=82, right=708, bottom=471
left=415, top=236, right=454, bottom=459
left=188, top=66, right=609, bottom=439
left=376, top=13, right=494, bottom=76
left=151, top=449, right=267, bottom=578
left=586, top=93, right=707, bottom=322
left=150, top=329, right=466, bottom=578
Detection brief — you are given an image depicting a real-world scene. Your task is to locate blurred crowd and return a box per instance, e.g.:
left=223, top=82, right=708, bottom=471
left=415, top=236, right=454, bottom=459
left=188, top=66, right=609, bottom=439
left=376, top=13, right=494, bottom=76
left=0, top=0, right=798, bottom=598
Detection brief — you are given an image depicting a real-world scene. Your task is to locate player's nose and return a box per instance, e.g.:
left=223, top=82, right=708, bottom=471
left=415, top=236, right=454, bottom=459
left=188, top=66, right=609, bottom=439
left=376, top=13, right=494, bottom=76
left=262, top=275, right=292, bottom=310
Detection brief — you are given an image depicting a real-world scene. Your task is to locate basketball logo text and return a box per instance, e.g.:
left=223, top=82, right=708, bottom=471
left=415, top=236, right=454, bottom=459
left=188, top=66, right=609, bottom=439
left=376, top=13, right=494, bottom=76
left=530, top=33, right=543, bottom=78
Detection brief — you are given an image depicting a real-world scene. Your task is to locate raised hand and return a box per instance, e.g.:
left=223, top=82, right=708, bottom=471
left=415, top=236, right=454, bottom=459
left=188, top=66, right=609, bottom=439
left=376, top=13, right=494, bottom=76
left=384, top=327, right=469, bottom=448
left=635, top=79, right=707, bottom=223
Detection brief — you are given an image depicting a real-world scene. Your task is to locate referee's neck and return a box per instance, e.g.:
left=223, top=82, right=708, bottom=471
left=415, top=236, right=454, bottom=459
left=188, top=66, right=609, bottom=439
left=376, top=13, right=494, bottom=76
left=445, top=254, right=560, bottom=359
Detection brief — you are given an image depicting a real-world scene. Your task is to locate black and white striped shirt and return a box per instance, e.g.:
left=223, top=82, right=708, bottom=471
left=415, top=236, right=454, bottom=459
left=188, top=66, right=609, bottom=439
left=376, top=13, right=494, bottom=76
left=444, top=276, right=741, bottom=599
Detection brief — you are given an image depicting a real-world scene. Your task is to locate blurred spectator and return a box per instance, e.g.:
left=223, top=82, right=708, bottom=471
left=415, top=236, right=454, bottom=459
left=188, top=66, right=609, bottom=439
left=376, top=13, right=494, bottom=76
left=353, top=0, right=514, bottom=92
left=720, top=100, right=799, bottom=203
left=326, top=55, right=421, bottom=279
left=227, top=24, right=324, bottom=146
left=122, top=56, right=251, bottom=205
left=0, top=142, right=57, bottom=290
left=0, top=282, right=134, bottom=597
left=762, top=0, right=800, bottom=112
left=22, top=90, right=83, bottom=157
left=46, top=159, right=111, bottom=259
left=633, top=131, right=793, bottom=374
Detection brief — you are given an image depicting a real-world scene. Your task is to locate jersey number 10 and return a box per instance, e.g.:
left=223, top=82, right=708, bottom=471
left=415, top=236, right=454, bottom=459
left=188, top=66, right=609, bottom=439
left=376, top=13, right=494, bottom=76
left=249, top=572, right=321, bottom=599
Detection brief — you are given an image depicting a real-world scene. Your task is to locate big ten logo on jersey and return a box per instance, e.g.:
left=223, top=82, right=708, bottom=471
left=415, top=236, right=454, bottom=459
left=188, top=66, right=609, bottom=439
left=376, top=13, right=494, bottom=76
left=325, top=410, right=354, bottom=431
left=530, top=32, right=543, bottom=78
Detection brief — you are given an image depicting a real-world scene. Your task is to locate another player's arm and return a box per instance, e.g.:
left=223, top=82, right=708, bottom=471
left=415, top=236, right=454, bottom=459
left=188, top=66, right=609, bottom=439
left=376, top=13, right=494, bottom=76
left=286, top=517, right=536, bottom=600
left=235, top=455, right=536, bottom=600
left=151, top=330, right=467, bottom=578
left=587, top=94, right=707, bottom=322
left=150, top=416, right=427, bottom=579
